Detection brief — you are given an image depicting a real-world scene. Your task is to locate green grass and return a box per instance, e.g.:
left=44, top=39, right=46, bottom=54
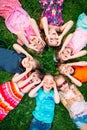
left=0, top=0, right=87, bottom=130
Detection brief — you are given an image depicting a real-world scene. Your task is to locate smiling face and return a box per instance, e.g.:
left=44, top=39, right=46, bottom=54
left=43, top=74, right=55, bottom=92
left=58, top=47, right=72, bottom=61
left=59, top=64, right=75, bottom=75
left=29, top=35, right=46, bottom=53
left=29, top=71, right=42, bottom=85
left=48, top=28, right=59, bottom=46
left=55, top=75, right=69, bottom=92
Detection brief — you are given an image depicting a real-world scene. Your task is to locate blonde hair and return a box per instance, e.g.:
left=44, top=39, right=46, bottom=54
left=54, top=74, right=65, bottom=82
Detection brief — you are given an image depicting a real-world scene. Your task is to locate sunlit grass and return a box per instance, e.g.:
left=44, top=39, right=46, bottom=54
left=0, top=0, right=87, bottom=130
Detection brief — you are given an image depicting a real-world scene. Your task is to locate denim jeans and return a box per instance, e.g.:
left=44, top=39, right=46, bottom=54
left=29, top=117, right=52, bottom=130
left=73, top=114, right=87, bottom=128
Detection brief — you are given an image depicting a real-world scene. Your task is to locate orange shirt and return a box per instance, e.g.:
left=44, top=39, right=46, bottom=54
left=73, top=66, right=87, bottom=82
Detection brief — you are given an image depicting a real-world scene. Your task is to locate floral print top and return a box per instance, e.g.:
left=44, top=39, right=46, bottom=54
left=39, top=0, right=64, bottom=26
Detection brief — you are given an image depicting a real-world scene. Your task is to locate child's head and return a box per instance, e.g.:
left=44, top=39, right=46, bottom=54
left=21, top=56, right=40, bottom=70
left=21, top=70, right=42, bottom=94
left=55, top=75, right=69, bottom=92
left=42, top=74, right=56, bottom=92
left=57, top=47, right=72, bottom=61
left=46, top=28, right=59, bottom=47
left=29, top=70, right=42, bottom=86
left=58, top=64, right=74, bottom=75
left=29, top=35, right=46, bottom=53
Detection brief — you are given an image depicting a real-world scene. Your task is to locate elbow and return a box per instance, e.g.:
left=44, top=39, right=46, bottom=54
left=84, top=50, right=87, bottom=54
left=78, top=82, right=82, bottom=87
left=69, top=20, right=74, bottom=26
left=55, top=100, right=60, bottom=104
left=55, top=98, right=60, bottom=104
left=30, top=18, right=36, bottom=24
left=28, top=92, right=34, bottom=98
left=13, top=43, right=17, bottom=49
left=28, top=93, right=33, bottom=98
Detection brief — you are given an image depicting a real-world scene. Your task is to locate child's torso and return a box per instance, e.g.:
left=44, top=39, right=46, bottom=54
left=67, top=28, right=87, bottom=54
left=73, top=66, right=87, bottom=82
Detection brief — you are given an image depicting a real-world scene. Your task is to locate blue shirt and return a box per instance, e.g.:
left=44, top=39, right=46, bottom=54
left=0, top=48, right=25, bottom=74
left=33, top=88, right=55, bottom=123
left=76, top=12, right=87, bottom=31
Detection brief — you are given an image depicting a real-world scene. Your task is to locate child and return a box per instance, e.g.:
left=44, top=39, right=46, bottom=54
left=57, top=13, right=87, bottom=61
left=0, top=69, right=42, bottom=120
left=0, top=43, right=39, bottom=74
left=39, top=0, right=73, bottom=46
left=0, top=0, right=45, bottom=53
left=29, top=74, right=60, bottom=130
left=55, top=75, right=87, bottom=130
left=58, top=61, right=87, bottom=87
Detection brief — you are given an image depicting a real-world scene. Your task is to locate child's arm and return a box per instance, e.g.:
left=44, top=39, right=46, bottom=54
left=65, top=73, right=82, bottom=87
left=13, top=43, right=33, bottom=58
left=21, top=80, right=39, bottom=93
left=12, top=69, right=30, bottom=83
left=67, top=61, right=87, bottom=66
left=30, top=18, right=41, bottom=38
left=68, top=50, right=87, bottom=60
left=59, top=20, right=73, bottom=34
left=58, top=20, right=74, bottom=46
left=59, top=33, right=73, bottom=52
left=17, top=31, right=31, bottom=49
left=40, top=17, right=50, bottom=41
left=53, top=85, right=60, bottom=104
left=29, top=82, right=43, bottom=97
left=15, top=73, right=33, bottom=88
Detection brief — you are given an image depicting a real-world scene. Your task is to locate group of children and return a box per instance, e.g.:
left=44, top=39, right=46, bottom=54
left=0, top=0, right=87, bottom=130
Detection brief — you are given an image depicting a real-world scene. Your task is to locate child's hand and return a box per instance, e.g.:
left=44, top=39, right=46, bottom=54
left=38, top=36, right=46, bottom=46
left=58, top=35, right=63, bottom=46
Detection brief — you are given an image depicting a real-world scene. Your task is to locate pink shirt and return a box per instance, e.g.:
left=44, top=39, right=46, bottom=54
left=67, top=28, right=87, bottom=54
left=0, top=0, right=21, bottom=19
left=5, top=7, right=36, bottom=45
left=0, top=0, right=36, bottom=45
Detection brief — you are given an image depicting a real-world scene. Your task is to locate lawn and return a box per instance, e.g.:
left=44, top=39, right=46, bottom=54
left=0, top=0, right=87, bottom=130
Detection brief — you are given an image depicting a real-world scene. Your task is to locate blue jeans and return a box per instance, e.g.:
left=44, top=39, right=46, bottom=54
left=73, top=114, right=87, bottom=128
left=29, top=117, right=51, bottom=130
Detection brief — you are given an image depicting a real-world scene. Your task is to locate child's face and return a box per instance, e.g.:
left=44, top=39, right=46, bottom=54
left=25, top=71, right=41, bottom=92
left=48, top=29, right=59, bottom=46
left=56, top=76, right=69, bottom=92
left=29, top=35, right=45, bottom=53
left=22, top=56, right=37, bottom=69
left=59, top=64, right=74, bottom=75
left=59, top=47, right=72, bottom=61
left=29, top=71, right=41, bottom=85
left=43, top=75, right=55, bottom=92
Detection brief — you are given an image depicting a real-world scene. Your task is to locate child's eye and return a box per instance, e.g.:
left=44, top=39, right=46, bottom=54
left=50, top=38, right=53, bottom=41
